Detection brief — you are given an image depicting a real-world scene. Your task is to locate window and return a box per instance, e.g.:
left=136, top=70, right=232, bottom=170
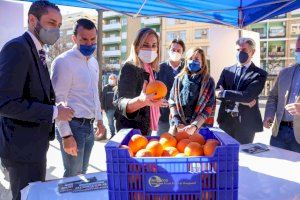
left=109, top=19, right=117, bottom=24
left=121, top=18, right=127, bottom=25
left=251, top=27, right=266, bottom=38
left=166, top=18, right=186, bottom=26
left=269, top=26, right=285, bottom=37
left=121, top=45, right=127, bottom=52
left=195, top=29, right=208, bottom=39
left=122, top=32, right=127, bottom=39
left=167, top=31, right=186, bottom=42
left=291, top=23, right=300, bottom=36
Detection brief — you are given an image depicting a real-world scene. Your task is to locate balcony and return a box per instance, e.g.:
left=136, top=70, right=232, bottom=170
left=268, top=51, right=285, bottom=57
left=141, top=17, right=160, bottom=25
left=103, top=23, right=121, bottom=31
left=103, top=11, right=122, bottom=18
left=103, top=50, right=121, bottom=57
left=102, top=36, right=121, bottom=44
left=105, top=63, right=121, bottom=68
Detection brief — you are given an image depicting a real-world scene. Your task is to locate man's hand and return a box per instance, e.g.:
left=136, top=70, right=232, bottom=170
left=95, top=120, right=106, bottom=137
left=182, top=125, right=197, bottom=135
left=263, top=117, right=273, bottom=129
left=240, top=99, right=257, bottom=108
left=216, top=85, right=224, bottom=99
left=57, top=105, right=75, bottom=121
left=285, top=103, right=300, bottom=116
left=62, top=135, right=77, bottom=156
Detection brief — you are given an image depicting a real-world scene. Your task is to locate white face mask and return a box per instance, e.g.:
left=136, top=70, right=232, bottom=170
left=138, top=50, right=157, bottom=64
left=168, top=51, right=181, bottom=62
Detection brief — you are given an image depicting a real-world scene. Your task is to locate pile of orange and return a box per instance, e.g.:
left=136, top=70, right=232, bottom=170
left=120, top=131, right=220, bottom=158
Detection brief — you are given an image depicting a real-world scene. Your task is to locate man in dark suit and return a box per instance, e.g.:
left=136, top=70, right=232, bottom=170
left=216, top=37, right=268, bottom=144
left=0, top=1, right=74, bottom=199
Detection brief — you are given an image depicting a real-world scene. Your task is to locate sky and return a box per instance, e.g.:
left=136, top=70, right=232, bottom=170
left=6, top=0, right=98, bottom=24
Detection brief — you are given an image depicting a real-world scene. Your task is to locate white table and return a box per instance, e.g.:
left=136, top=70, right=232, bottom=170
left=239, top=145, right=300, bottom=200
left=22, top=146, right=300, bottom=200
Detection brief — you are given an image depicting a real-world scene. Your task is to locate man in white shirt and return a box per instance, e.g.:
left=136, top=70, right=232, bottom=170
left=0, top=1, right=74, bottom=199
left=51, top=18, right=105, bottom=177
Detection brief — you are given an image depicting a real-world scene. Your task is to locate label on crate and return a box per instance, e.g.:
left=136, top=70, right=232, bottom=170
left=145, top=174, right=201, bottom=192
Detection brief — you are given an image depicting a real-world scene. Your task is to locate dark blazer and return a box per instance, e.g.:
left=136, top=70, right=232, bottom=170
left=0, top=32, right=55, bottom=163
left=114, top=62, right=151, bottom=135
left=216, top=62, right=268, bottom=132
left=156, top=61, right=183, bottom=122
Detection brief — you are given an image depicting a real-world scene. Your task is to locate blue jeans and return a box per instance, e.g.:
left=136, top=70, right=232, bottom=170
left=105, top=109, right=116, bottom=136
left=56, top=119, right=94, bottom=177
left=270, top=124, right=300, bottom=153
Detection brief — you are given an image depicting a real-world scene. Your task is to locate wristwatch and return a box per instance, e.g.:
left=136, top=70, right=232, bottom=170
left=191, top=121, right=199, bottom=129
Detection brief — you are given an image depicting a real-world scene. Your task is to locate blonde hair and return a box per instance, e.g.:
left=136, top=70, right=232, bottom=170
left=125, top=27, right=160, bottom=72
left=178, top=47, right=208, bottom=77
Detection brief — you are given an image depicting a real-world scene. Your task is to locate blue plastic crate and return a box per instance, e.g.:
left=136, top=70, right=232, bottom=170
left=105, top=127, right=240, bottom=200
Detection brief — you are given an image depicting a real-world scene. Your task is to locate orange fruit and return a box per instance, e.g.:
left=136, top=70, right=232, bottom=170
left=203, top=140, right=220, bottom=156
left=175, top=153, right=186, bottom=157
left=184, top=142, right=204, bottom=156
left=159, top=132, right=177, bottom=148
left=189, top=133, right=205, bottom=145
left=128, top=134, right=148, bottom=154
left=145, top=80, right=167, bottom=100
left=206, top=139, right=220, bottom=146
left=120, top=145, right=133, bottom=157
left=176, top=139, right=190, bottom=153
left=175, top=131, right=189, bottom=141
left=146, top=141, right=164, bottom=157
left=161, top=146, right=179, bottom=157
left=135, top=149, right=153, bottom=157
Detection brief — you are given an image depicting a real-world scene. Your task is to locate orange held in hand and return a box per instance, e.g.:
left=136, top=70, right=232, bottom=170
left=184, top=142, right=204, bottom=156
left=146, top=141, right=164, bottom=157
left=128, top=134, right=148, bottom=154
left=145, top=80, right=167, bottom=100
left=159, top=132, right=177, bottom=148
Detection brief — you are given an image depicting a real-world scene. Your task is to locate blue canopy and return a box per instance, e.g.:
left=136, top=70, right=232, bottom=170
left=19, top=0, right=300, bottom=28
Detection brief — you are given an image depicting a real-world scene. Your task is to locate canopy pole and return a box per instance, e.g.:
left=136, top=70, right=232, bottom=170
left=134, top=0, right=147, bottom=17
left=97, top=9, right=103, bottom=96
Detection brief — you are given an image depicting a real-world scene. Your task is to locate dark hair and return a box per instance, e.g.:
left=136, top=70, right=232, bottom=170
left=169, top=38, right=186, bottom=52
left=28, top=0, right=60, bottom=20
left=73, top=18, right=97, bottom=35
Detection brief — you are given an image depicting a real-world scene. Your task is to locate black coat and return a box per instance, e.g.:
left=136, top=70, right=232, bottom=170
left=0, top=32, right=55, bottom=163
left=216, top=62, right=268, bottom=133
left=114, top=62, right=151, bottom=135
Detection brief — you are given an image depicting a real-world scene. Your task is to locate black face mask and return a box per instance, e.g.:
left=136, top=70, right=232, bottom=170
left=237, top=51, right=249, bottom=64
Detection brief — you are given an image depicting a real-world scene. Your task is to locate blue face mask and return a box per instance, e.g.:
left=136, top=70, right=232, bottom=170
left=295, top=52, right=300, bottom=64
left=79, top=44, right=96, bottom=56
left=187, top=60, right=201, bottom=72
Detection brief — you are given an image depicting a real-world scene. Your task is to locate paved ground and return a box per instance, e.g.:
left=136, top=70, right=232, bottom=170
left=0, top=102, right=271, bottom=200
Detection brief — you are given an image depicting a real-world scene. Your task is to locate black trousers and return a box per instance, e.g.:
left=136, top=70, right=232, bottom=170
left=1, top=158, right=46, bottom=200
left=219, top=118, right=255, bottom=144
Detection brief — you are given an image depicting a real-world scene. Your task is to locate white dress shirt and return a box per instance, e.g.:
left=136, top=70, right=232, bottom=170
left=51, top=45, right=102, bottom=137
left=26, top=31, right=58, bottom=120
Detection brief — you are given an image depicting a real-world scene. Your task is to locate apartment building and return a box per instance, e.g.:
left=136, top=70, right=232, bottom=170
left=248, top=9, right=300, bottom=74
